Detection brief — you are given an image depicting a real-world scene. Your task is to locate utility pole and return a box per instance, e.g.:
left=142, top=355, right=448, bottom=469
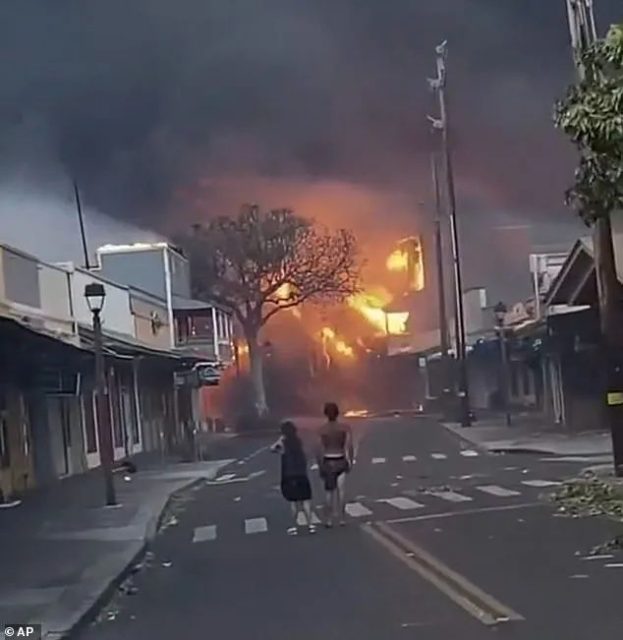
left=428, top=41, right=471, bottom=427
left=431, top=153, right=452, bottom=415
left=565, top=0, right=623, bottom=475
left=73, top=180, right=91, bottom=270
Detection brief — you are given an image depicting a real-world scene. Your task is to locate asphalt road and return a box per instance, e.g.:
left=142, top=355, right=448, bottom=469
left=78, top=417, right=623, bottom=640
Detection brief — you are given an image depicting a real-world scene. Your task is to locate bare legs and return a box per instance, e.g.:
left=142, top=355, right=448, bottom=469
left=336, top=473, right=347, bottom=525
left=324, top=473, right=347, bottom=527
left=289, top=501, right=316, bottom=534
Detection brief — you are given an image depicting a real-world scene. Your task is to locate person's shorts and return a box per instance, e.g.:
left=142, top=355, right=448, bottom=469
left=321, top=457, right=349, bottom=491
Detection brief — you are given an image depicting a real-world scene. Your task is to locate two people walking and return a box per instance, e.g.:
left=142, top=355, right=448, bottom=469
left=271, top=402, right=355, bottom=534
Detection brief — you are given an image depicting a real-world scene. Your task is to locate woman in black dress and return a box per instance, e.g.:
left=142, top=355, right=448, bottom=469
left=271, top=421, right=316, bottom=535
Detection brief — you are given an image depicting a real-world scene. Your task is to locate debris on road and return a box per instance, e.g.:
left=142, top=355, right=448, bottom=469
left=552, top=475, right=623, bottom=521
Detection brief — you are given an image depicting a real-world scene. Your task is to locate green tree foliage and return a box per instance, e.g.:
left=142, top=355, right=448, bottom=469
left=555, top=24, right=623, bottom=224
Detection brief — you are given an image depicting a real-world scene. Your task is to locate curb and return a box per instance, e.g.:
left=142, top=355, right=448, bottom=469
left=44, top=477, right=208, bottom=640
left=438, top=421, right=489, bottom=453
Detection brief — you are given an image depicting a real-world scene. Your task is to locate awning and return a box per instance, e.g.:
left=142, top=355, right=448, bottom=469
left=77, top=325, right=183, bottom=361
left=172, top=294, right=230, bottom=314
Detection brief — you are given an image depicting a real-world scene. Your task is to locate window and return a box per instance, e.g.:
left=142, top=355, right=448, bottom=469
left=510, top=366, right=519, bottom=397
left=522, top=367, right=531, bottom=396
left=0, top=414, right=9, bottom=469
left=82, top=391, right=98, bottom=454
left=108, top=371, right=124, bottom=449
left=190, top=315, right=214, bottom=339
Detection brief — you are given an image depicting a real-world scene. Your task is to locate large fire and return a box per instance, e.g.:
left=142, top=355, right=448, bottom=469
left=275, top=283, right=302, bottom=318
left=321, top=327, right=354, bottom=359
left=347, top=291, right=390, bottom=334
left=386, top=249, right=409, bottom=272
left=346, top=289, right=408, bottom=336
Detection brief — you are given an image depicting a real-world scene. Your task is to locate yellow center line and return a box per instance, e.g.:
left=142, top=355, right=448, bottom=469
left=362, top=521, right=524, bottom=627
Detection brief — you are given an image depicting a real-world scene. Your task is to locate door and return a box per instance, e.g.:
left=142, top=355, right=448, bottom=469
left=81, top=391, right=100, bottom=469
left=59, top=397, right=72, bottom=476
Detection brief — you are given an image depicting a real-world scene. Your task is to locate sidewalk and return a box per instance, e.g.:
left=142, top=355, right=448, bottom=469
left=0, top=455, right=233, bottom=639
left=441, top=413, right=612, bottom=459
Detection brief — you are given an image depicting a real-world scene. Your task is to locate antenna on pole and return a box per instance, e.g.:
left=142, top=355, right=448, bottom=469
left=73, top=180, right=91, bottom=270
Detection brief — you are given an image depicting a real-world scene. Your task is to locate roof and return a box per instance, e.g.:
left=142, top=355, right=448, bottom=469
left=172, top=295, right=211, bottom=311
left=544, top=236, right=602, bottom=308
left=172, top=294, right=231, bottom=314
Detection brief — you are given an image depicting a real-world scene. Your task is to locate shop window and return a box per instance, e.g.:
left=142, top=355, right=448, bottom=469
left=190, top=315, right=214, bottom=339
left=82, top=391, right=98, bottom=454
left=0, top=415, right=9, bottom=469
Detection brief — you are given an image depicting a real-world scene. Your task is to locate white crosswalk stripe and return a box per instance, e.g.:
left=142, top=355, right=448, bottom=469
left=245, top=517, right=268, bottom=534
left=346, top=502, right=373, bottom=517
left=429, top=490, right=472, bottom=503
left=296, top=511, right=321, bottom=525
left=372, top=457, right=386, bottom=464
left=476, top=485, right=521, bottom=497
left=402, top=455, right=417, bottom=462
left=380, top=497, right=424, bottom=510
left=216, top=473, right=236, bottom=482
left=460, top=450, right=479, bottom=457
left=193, top=525, right=217, bottom=542
left=521, top=479, right=562, bottom=488
left=431, top=453, right=447, bottom=460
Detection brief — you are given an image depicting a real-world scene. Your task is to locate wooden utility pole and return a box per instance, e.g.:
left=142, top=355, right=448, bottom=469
left=428, top=41, right=471, bottom=427
left=431, top=153, right=453, bottom=415
left=565, top=0, right=623, bottom=475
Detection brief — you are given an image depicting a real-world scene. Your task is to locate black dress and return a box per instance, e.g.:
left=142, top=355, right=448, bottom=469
left=280, top=444, right=312, bottom=502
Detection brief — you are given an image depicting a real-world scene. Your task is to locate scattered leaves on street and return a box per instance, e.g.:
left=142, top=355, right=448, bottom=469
left=551, top=474, right=623, bottom=521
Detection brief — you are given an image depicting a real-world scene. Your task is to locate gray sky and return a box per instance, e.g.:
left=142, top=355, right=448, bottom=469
left=0, top=1, right=619, bottom=296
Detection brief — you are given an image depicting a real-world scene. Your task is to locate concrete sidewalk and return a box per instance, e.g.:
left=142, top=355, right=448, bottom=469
left=0, top=457, right=233, bottom=639
left=442, top=415, right=612, bottom=458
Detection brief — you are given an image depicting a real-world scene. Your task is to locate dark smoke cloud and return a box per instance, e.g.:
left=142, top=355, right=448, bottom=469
left=1, top=1, right=620, bottom=303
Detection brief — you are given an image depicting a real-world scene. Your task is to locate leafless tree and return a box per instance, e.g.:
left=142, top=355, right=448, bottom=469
left=181, top=205, right=360, bottom=416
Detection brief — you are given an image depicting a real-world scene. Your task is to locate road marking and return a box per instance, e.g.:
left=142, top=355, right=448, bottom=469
left=460, top=450, right=479, bottom=457
left=380, top=497, right=424, bottom=510
left=582, top=554, right=614, bottom=561
left=431, top=453, right=447, bottom=460
left=244, top=518, right=268, bottom=534
left=402, top=455, right=417, bottom=462
left=216, top=473, right=236, bottom=482
left=362, top=522, right=524, bottom=626
left=296, top=511, right=321, bottom=525
left=346, top=502, right=373, bottom=517
left=429, top=490, right=472, bottom=503
left=372, top=457, right=386, bottom=464
left=193, top=525, right=217, bottom=543
left=386, top=502, right=542, bottom=524
left=521, top=480, right=561, bottom=488
left=477, top=485, right=521, bottom=498
left=605, top=563, right=623, bottom=568
left=247, top=470, right=267, bottom=480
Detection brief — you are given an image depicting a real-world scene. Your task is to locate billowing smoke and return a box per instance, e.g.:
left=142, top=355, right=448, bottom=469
left=0, top=1, right=619, bottom=296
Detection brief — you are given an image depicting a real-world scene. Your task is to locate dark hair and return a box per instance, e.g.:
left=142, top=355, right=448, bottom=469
left=281, top=421, right=297, bottom=439
left=280, top=420, right=302, bottom=450
left=324, top=402, right=339, bottom=422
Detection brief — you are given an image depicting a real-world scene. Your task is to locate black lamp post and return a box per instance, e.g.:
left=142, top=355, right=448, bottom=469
left=494, top=301, right=511, bottom=427
left=84, top=283, right=117, bottom=506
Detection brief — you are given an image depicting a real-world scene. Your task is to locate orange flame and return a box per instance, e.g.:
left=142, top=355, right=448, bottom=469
left=347, top=290, right=391, bottom=334
left=386, top=249, right=409, bottom=272
left=321, top=327, right=354, bottom=358
left=275, top=283, right=302, bottom=318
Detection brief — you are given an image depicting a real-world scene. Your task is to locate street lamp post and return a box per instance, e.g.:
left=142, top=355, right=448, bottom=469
left=494, top=302, right=512, bottom=427
left=84, top=283, right=117, bottom=506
